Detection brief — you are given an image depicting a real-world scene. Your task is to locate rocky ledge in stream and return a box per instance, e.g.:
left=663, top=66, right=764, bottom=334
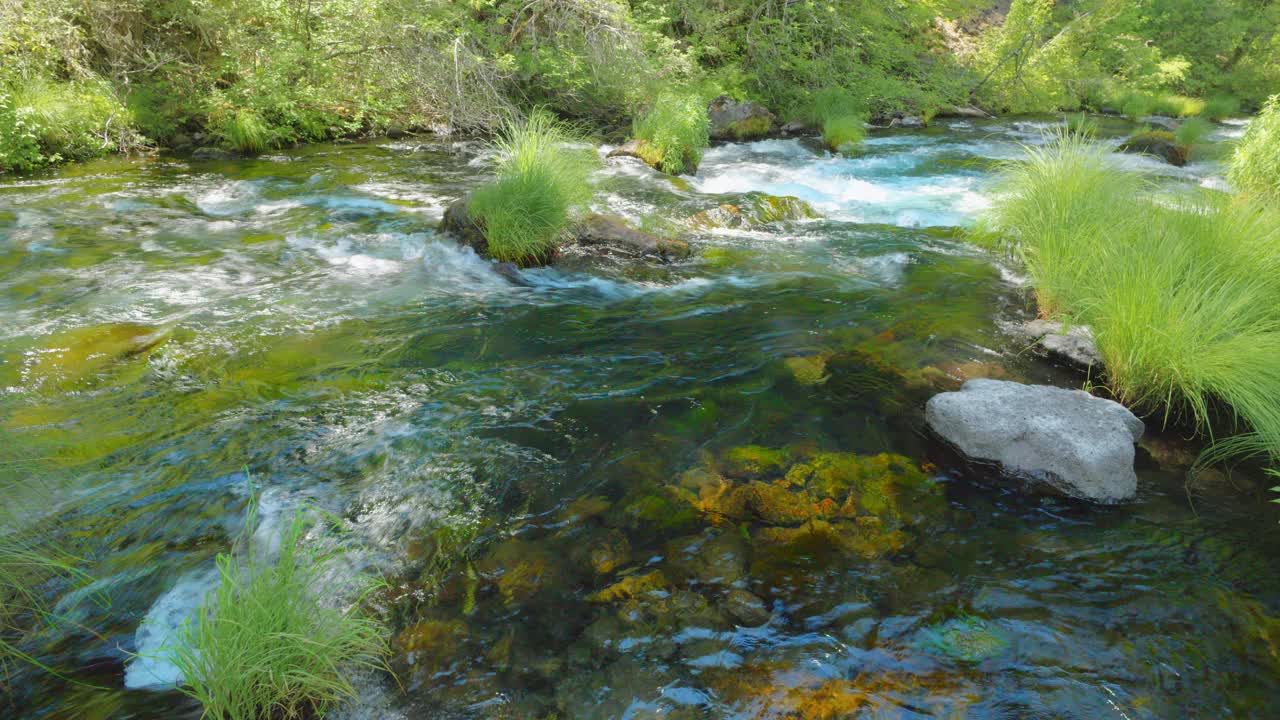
left=1117, top=130, right=1189, bottom=166
left=925, top=379, right=1144, bottom=503
left=439, top=197, right=689, bottom=276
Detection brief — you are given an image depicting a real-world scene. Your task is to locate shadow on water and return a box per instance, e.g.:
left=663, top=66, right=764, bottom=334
left=1, top=119, right=1277, bottom=719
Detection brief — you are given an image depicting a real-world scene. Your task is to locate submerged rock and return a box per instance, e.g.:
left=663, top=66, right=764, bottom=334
left=918, top=616, right=1010, bottom=662
left=925, top=379, right=1144, bottom=503
left=571, top=213, right=690, bottom=261
left=721, top=588, right=771, bottom=626
left=1015, top=319, right=1102, bottom=368
left=707, top=95, right=777, bottom=141
left=1117, top=131, right=1188, bottom=166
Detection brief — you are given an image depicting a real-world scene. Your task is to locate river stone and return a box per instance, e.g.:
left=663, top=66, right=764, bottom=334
left=925, top=379, right=1144, bottom=503
left=707, top=95, right=776, bottom=141
left=1017, top=319, right=1102, bottom=368
left=440, top=196, right=488, bottom=256
left=571, top=213, right=690, bottom=261
left=721, top=588, right=771, bottom=627
left=1118, top=131, right=1188, bottom=166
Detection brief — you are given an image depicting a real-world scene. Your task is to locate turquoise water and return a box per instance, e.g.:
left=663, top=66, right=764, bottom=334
left=1, top=118, right=1276, bottom=719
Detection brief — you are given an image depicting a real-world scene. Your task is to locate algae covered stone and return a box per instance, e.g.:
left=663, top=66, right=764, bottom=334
left=918, top=616, right=1010, bottom=662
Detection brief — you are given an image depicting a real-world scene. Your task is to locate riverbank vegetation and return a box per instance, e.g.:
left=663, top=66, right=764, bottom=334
left=170, top=500, right=389, bottom=720
left=1229, top=95, right=1280, bottom=205
left=3, top=1, right=1277, bottom=172
left=632, top=89, right=710, bottom=175
left=980, top=135, right=1280, bottom=465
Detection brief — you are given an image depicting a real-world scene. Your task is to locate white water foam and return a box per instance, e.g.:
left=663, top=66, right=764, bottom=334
left=123, top=565, right=220, bottom=689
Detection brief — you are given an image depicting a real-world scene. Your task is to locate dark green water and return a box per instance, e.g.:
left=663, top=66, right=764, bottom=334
left=2, top=118, right=1277, bottom=719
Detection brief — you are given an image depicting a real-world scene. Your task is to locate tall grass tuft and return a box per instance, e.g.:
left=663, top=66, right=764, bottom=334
left=0, top=534, right=91, bottom=679
left=213, top=108, right=276, bottom=155
left=170, top=496, right=390, bottom=720
left=807, top=88, right=867, bottom=153
left=632, top=89, right=710, bottom=175
left=1200, top=95, right=1240, bottom=121
left=979, top=133, right=1280, bottom=464
left=1228, top=95, right=1280, bottom=205
left=469, top=109, right=596, bottom=265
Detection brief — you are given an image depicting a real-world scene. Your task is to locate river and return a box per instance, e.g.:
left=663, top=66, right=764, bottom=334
left=2, top=116, right=1276, bottom=719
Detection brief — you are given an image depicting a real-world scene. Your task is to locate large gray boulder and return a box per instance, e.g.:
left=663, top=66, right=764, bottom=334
left=707, top=95, right=776, bottom=141
left=925, top=379, right=1144, bottom=503
left=571, top=213, right=690, bottom=261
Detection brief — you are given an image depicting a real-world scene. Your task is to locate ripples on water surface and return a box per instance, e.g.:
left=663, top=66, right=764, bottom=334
left=1, top=118, right=1277, bottom=719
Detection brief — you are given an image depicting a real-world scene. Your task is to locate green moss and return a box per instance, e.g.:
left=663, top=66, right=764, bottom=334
left=725, top=114, right=774, bottom=140
left=719, top=445, right=791, bottom=480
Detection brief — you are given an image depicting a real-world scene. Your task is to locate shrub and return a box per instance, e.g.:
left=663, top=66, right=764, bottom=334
left=632, top=89, right=710, bottom=175
left=806, top=88, right=867, bottom=153
left=469, top=110, right=597, bottom=265
left=0, top=91, right=43, bottom=173
left=1228, top=95, right=1280, bottom=205
left=6, top=80, right=137, bottom=164
left=170, top=498, right=390, bottom=720
left=980, top=134, right=1280, bottom=464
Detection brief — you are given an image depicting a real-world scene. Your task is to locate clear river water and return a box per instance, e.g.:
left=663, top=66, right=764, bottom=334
left=1, top=117, right=1277, bottom=719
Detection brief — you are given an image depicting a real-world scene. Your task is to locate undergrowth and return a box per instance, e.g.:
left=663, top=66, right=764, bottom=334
left=1229, top=95, right=1280, bottom=205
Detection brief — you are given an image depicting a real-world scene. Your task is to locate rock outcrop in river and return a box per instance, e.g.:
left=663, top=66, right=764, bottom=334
left=925, top=379, right=1144, bottom=503
left=707, top=95, right=777, bottom=141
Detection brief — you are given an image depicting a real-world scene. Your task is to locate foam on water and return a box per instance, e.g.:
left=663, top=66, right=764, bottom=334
left=123, top=566, right=220, bottom=689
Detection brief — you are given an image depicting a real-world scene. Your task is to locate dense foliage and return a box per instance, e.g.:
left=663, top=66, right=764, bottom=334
left=981, top=135, right=1280, bottom=466
left=1, top=1, right=1277, bottom=172
left=632, top=89, right=710, bottom=174
left=1229, top=96, right=1280, bottom=205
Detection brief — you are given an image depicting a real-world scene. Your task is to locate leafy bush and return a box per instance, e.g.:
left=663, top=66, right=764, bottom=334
left=0, top=91, right=43, bottom=173
left=632, top=89, right=710, bottom=175
left=1229, top=95, right=1280, bottom=204
left=806, top=88, right=867, bottom=153
left=5, top=79, right=137, bottom=165
left=171, top=498, right=389, bottom=720
left=980, top=134, right=1280, bottom=464
left=469, top=110, right=597, bottom=265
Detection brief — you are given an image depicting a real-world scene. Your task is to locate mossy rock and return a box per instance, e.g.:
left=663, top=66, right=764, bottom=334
left=918, top=616, right=1010, bottom=662
left=477, top=537, right=563, bottom=605
left=690, top=193, right=818, bottom=229
left=26, top=323, right=168, bottom=390
left=620, top=485, right=701, bottom=531
left=784, top=354, right=831, bottom=386
left=1117, top=131, right=1188, bottom=166
left=608, top=138, right=700, bottom=175
left=588, top=570, right=670, bottom=603
left=707, top=95, right=777, bottom=141
left=717, top=445, right=792, bottom=480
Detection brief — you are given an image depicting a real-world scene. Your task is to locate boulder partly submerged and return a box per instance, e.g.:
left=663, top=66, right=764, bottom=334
left=570, top=213, right=690, bottom=261
left=689, top=193, right=818, bottom=229
left=925, top=379, right=1144, bottom=503
left=707, top=95, right=777, bottom=141
left=1117, top=131, right=1188, bottom=166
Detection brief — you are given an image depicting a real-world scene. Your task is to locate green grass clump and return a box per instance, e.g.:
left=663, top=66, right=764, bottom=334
left=980, top=133, right=1280, bottom=464
left=1174, top=117, right=1212, bottom=156
left=0, top=534, right=93, bottom=678
left=468, top=110, right=596, bottom=265
left=633, top=89, right=710, bottom=175
left=5, top=79, right=136, bottom=166
left=213, top=108, right=276, bottom=155
left=1228, top=95, right=1280, bottom=205
left=807, top=88, right=868, bottom=153
left=170, top=498, right=390, bottom=720
left=1200, top=95, right=1240, bottom=121
left=1064, top=112, right=1097, bottom=138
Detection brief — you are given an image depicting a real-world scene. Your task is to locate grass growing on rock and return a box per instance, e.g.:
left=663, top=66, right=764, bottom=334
left=170, top=497, right=390, bottom=720
left=468, top=110, right=597, bottom=265
left=1229, top=95, right=1280, bottom=205
left=632, top=89, right=711, bottom=175
left=807, top=88, right=867, bottom=153
left=979, top=133, right=1280, bottom=464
